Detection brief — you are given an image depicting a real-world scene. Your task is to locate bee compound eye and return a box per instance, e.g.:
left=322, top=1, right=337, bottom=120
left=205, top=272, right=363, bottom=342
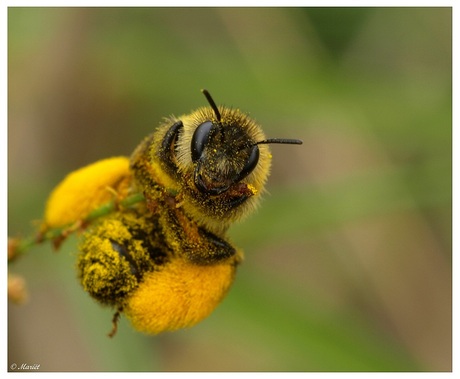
left=236, top=145, right=260, bottom=182
left=191, top=121, right=214, bottom=162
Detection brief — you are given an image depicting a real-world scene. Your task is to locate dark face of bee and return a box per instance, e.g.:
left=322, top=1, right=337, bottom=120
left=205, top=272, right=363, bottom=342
left=191, top=121, right=259, bottom=195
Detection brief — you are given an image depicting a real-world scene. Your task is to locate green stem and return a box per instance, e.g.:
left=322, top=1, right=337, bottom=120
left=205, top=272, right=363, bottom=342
left=9, top=192, right=145, bottom=262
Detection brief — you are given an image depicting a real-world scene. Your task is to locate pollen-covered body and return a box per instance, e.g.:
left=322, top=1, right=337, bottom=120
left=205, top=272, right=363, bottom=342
left=40, top=90, right=301, bottom=336
left=43, top=153, right=243, bottom=335
left=76, top=194, right=242, bottom=335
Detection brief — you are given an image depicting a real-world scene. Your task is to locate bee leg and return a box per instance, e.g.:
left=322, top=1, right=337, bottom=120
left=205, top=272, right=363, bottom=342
left=192, top=227, right=238, bottom=264
left=77, top=213, right=155, bottom=307
left=108, top=307, right=123, bottom=338
left=164, top=205, right=238, bottom=264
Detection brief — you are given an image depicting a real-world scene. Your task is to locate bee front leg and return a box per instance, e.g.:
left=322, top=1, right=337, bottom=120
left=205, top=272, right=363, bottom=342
left=161, top=200, right=240, bottom=265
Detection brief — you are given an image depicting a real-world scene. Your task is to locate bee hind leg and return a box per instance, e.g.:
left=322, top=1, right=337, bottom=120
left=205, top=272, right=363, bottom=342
left=108, top=307, right=123, bottom=338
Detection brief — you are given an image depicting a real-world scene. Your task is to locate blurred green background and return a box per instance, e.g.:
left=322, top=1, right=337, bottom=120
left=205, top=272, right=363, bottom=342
left=8, top=7, right=451, bottom=372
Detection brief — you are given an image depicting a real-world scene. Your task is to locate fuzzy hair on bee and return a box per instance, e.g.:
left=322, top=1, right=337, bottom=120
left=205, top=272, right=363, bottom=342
left=147, top=105, right=272, bottom=235
left=41, top=89, right=302, bottom=336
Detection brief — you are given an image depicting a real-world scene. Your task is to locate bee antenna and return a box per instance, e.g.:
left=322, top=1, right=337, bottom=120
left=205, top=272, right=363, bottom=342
left=201, top=89, right=221, bottom=122
left=254, top=138, right=303, bottom=146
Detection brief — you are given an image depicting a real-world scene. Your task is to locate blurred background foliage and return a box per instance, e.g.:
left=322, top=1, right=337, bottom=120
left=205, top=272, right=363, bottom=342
left=8, top=7, right=451, bottom=372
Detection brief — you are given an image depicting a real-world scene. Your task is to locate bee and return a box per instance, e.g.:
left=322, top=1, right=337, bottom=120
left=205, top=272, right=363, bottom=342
left=42, top=90, right=302, bottom=336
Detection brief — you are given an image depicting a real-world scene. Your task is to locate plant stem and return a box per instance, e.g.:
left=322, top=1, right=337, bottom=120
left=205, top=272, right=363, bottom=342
left=8, top=192, right=145, bottom=262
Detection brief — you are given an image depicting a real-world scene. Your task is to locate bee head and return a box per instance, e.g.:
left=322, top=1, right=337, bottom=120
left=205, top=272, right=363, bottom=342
left=190, top=90, right=302, bottom=196
left=153, top=90, right=302, bottom=229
